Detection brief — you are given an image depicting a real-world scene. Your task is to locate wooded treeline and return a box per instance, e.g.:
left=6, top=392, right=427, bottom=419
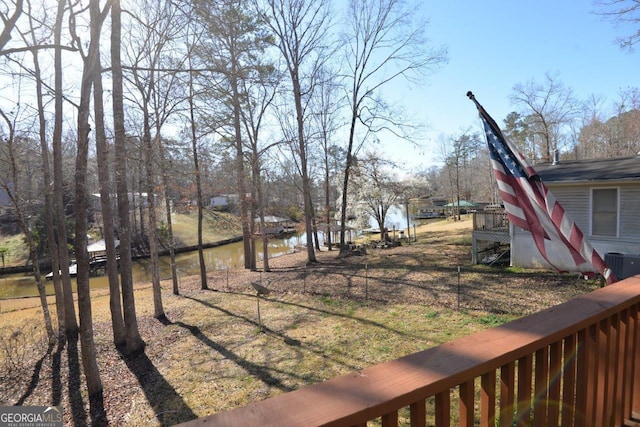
left=0, top=0, right=445, bottom=419
left=430, top=78, right=640, bottom=209
left=0, top=0, right=638, bottom=422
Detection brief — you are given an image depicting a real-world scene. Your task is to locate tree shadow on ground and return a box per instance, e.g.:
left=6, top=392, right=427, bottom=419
left=184, top=292, right=413, bottom=371
left=10, top=335, right=102, bottom=426
left=119, top=344, right=197, bottom=426
left=160, top=315, right=295, bottom=394
left=66, top=334, right=89, bottom=427
left=51, top=341, right=63, bottom=405
left=58, top=334, right=108, bottom=426
left=14, top=340, right=55, bottom=405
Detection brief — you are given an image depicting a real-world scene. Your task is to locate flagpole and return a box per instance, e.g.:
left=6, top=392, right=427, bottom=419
left=467, top=90, right=617, bottom=285
left=467, top=91, right=538, bottom=181
left=467, top=91, right=510, bottom=152
left=466, top=91, right=478, bottom=106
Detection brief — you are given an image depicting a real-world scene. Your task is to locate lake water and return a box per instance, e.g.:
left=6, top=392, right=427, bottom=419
left=0, top=233, right=307, bottom=299
left=1, top=204, right=421, bottom=299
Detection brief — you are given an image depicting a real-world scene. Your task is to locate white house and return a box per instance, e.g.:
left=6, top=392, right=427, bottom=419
left=510, top=155, right=640, bottom=277
left=210, top=196, right=228, bottom=209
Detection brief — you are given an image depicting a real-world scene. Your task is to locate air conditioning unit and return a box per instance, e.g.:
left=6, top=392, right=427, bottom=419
left=605, top=252, right=640, bottom=280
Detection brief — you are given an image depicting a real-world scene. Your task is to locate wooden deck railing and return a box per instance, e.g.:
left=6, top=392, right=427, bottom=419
left=177, top=276, right=640, bottom=427
left=473, top=210, right=509, bottom=232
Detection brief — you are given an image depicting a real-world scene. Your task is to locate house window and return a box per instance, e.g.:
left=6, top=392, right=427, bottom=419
left=591, top=188, right=618, bottom=237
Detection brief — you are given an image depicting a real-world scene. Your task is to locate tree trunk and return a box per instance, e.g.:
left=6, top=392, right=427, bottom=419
left=324, top=152, right=332, bottom=251
left=228, top=64, right=252, bottom=270
left=254, top=160, right=270, bottom=272
left=31, top=22, right=64, bottom=339
left=339, top=112, right=359, bottom=255
left=76, top=0, right=105, bottom=406
left=187, top=68, right=208, bottom=290
left=291, top=72, right=316, bottom=263
left=0, top=110, right=54, bottom=340
left=249, top=202, right=257, bottom=271
left=0, top=0, right=22, bottom=50
left=53, top=0, right=78, bottom=336
left=144, top=121, right=164, bottom=319
left=248, top=155, right=258, bottom=272
left=138, top=186, right=145, bottom=238
left=310, top=198, right=320, bottom=251
left=93, top=40, right=126, bottom=348
left=158, top=143, right=179, bottom=295
left=75, top=71, right=103, bottom=403
left=112, top=0, right=145, bottom=355
left=29, top=248, right=54, bottom=340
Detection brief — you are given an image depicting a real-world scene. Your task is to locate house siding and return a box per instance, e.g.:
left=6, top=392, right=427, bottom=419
left=549, top=186, right=590, bottom=232
left=511, top=182, right=640, bottom=272
left=620, top=186, right=640, bottom=240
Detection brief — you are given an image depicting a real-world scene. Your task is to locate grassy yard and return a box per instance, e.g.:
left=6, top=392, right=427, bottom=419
left=0, top=218, right=599, bottom=426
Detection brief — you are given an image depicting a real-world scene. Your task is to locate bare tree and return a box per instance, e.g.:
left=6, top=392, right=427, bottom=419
left=53, top=0, right=78, bottom=337
left=184, top=24, right=209, bottom=290
left=311, top=67, right=340, bottom=250
left=0, top=0, right=23, bottom=50
left=22, top=0, right=64, bottom=340
left=92, top=7, right=126, bottom=346
left=595, top=0, right=640, bottom=50
left=112, top=0, right=145, bottom=354
left=351, top=152, right=405, bottom=241
left=577, top=94, right=612, bottom=159
left=240, top=70, right=280, bottom=271
left=123, top=0, right=185, bottom=318
left=192, top=0, right=274, bottom=270
left=609, top=88, right=640, bottom=155
left=511, top=72, right=578, bottom=162
left=337, top=0, right=447, bottom=255
left=0, top=110, right=54, bottom=340
left=158, top=141, right=182, bottom=295
left=69, top=0, right=108, bottom=416
left=148, top=27, right=187, bottom=298
left=262, top=0, right=334, bottom=264
left=577, top=90, right=640, bottom=159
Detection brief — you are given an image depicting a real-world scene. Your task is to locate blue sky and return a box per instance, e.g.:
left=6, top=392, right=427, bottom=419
left=384, top=0, right=639, bottom=171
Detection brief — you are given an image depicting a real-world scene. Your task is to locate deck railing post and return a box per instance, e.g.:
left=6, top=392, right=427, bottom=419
left=435, top=391, right=450, bottom=427
left=633, top=304, right=640, bottom=416
left=604, top=314, right=619, bottom=425
left=499, top=363, right=515, bottom=427
left=533, top=347, right=549, bottom=426
left=614, top=311, right=626, bottom=426
left=516, top=355, right=533, bottom=426
left=594, top=319, right=609, bottom=424
left=410, top=400, right=426, bottom=427
left=561, top=334, right=577, bottom=426
left=585, top=323, right=599, bottom=427
left=481, top=371, right=496, bottom=427
left=459, top=380, right=475, bottom=427
left=381, top=411, right=398, bottom=427
left=547, top=341, right=562, bottom=425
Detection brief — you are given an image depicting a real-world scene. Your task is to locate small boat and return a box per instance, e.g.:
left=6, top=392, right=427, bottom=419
left=45, top=262, right=78, bottom=280
left=361, top=227, right=381, bottom=234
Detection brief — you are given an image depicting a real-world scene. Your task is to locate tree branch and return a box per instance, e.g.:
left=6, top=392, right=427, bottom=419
left=0, top=43, right=78, bottom=56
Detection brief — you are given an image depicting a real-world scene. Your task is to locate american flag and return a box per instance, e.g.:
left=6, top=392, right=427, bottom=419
left=467, top=92, right=616, bottom=285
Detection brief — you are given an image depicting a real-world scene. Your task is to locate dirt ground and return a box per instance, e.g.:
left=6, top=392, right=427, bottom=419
left=0, top=218, right=599, bottom=426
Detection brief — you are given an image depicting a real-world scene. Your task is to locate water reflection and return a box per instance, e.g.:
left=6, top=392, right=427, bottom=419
left=0, top=234, right=306, bottom=299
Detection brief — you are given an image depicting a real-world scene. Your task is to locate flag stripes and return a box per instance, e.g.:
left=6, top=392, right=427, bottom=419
left=467, top=92, right=616, bottom=284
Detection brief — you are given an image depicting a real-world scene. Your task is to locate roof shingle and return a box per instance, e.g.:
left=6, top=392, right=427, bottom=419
left=535, top=156, right=640, bottom=183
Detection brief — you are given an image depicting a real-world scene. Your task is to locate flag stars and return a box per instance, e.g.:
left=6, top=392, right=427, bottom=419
left=475, top=104, right=615, bottom=284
